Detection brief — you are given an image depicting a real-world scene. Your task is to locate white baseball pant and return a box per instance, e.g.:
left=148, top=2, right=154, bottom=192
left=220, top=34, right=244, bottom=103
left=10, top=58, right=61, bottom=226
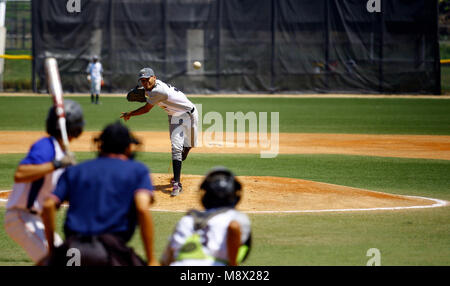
left=169, top=108, right=198, bottom=161
left=4, top=209, right=63, bottom=263
left=90, top=77, right=102, bottom=95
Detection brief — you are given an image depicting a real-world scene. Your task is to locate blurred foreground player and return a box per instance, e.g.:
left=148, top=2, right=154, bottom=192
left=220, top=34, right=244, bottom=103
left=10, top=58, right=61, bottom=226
left=42, top=122, right=158, bottom=266
left=160, top=167, right=252, bottom=266
left=4, top=100, right=84, bottom=264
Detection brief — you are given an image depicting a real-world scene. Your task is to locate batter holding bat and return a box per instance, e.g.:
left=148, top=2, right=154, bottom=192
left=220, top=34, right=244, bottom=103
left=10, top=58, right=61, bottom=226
left=120, top=68, right=198, bottom=197
left=3, top=58, right=85, bottom=264
left=4, top=100, right=84, bottom=264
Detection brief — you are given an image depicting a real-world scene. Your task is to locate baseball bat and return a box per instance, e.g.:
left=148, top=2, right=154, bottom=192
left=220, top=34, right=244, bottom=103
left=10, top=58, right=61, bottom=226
left=45, top=57, right=70, bottom=151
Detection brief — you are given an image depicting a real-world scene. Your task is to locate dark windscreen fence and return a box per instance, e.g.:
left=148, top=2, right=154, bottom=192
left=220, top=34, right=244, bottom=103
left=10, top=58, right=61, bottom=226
left=32, top=0, right=441, bottom=95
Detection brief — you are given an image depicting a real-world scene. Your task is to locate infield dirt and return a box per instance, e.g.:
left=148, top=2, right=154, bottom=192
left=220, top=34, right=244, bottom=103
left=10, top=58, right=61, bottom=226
left=1, top=131, right=449, bottom=160
left=148, top=173, right=437, bottom=212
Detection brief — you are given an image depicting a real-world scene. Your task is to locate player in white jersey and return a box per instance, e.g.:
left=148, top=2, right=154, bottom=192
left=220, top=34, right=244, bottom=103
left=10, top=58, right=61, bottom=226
left=86, top=55, right=103, bottom=104
left=3, top=100, right=84, bottom=264
left=160, top=167, right=252, bottom=266
left=120, top=68, right=199, bottom=196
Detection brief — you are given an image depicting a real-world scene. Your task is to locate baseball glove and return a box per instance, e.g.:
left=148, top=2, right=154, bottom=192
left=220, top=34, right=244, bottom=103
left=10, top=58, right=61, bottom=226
left=126, top=86, right=146, bottom=102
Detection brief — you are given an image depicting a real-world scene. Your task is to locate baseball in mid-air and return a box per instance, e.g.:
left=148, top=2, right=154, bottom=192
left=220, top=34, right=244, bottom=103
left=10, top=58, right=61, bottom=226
left=193, top=61, right=202, bottom=70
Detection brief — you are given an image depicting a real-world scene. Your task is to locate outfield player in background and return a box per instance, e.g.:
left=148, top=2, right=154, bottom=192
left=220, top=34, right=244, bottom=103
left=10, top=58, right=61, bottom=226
left=86, top=55, right=103, bottom=104
left=42, top=122, right=158, bottom=266
left=3, top=100, right=84, bottom=264
left=120, top=67, right=199, bottom=197
left=160, top=167, right=252, bottom=266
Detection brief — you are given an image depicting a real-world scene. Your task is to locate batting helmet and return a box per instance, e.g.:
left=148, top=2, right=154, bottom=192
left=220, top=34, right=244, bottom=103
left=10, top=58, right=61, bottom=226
left=200, top=166, right=242, bottom=209
left=46, top=99, right=85, bottom=139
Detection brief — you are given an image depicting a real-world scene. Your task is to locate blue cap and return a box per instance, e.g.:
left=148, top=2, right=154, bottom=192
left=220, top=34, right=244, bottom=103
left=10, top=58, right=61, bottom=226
left=138, top=68, right=155, bottom=79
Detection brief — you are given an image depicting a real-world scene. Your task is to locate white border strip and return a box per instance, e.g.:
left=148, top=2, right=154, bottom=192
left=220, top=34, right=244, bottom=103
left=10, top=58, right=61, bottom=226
left=150, top=195, right=448, bottom=214
left=1, top=190, right=447, bottom=214
left=243, top=196, right=449, bottom=214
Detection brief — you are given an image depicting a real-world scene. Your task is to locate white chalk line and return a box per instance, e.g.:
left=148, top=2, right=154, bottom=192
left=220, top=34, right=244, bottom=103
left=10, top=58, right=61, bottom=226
left=1, top=190, right=447, bottom=214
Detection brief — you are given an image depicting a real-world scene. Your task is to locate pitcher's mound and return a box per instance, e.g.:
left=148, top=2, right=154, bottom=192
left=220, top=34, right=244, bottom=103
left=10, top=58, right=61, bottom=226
left=150, top=173, right=442, bottom=213
left=0, top=174, right=444, bottom=213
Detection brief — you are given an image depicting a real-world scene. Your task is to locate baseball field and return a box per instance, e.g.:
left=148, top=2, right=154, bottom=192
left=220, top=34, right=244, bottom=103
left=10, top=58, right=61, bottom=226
left=0, top=94, right=449, bottom=266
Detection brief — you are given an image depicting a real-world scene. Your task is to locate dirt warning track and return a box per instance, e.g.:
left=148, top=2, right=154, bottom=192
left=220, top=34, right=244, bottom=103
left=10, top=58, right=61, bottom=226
left=1, top=131, right=450, bottom=160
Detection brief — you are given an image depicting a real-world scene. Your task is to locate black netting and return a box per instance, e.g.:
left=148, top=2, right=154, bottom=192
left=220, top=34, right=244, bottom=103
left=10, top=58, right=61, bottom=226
left=32, top=0, right=441, bottom=94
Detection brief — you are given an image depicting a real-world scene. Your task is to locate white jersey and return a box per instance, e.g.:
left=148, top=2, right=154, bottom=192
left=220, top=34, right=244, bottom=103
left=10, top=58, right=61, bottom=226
left=86, top=62, right=103, bottom=80
left=6, top=138, right=66, bottom=214
left=146, top=80, right=195, bottom=116
left=168, top=208, right=251, bottom=266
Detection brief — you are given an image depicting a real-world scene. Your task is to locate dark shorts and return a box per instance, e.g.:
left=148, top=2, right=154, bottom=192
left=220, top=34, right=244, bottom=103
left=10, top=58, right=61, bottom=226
left=43, top=233, right=146, bottom=266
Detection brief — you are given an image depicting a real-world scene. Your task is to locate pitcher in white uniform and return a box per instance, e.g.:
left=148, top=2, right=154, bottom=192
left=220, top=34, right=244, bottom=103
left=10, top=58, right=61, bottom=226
left=120, top=68, right=198, bottom=197
left=160, top=167, right=252, bottom=266
left=3, top=100, right=84, bottom=264
left=86, top=55, right=103, bottom=104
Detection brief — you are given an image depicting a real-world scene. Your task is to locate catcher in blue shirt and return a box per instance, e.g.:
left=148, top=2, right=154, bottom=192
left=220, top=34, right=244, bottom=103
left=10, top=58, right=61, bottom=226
left=42, top=122, right=158, bottom=266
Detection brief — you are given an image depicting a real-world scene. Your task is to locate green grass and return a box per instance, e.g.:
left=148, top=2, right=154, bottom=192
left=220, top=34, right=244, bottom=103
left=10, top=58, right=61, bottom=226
left=441, top=65, right=450, bottom=93
left=440, top=41, right=450, bottom=94
left=0, top=96, right=449, bottom=134
left=2, top=50, right=33, bottom=91
left=440, top=41, right=450, bottom=60
left=3, top=50, right=32, bottom=81
left=250, top=208, right=450, bottom=266
left=1, top=197, right=449, bottom=266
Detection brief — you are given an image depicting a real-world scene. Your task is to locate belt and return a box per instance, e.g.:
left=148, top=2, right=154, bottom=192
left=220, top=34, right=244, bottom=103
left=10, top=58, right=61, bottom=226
left=9, top=208, right=39, bottom=215
left=187, top=106, right=195, bottom=115
left=8, top=208, right=38, bottom=215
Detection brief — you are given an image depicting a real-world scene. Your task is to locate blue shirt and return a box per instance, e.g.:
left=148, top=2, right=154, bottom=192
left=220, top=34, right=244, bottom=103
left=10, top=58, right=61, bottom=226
left=7, top=137, right=61, bottom=213
left=20, top=137, right=56, bottom=165
left=53, top=157, right=153, bottom=242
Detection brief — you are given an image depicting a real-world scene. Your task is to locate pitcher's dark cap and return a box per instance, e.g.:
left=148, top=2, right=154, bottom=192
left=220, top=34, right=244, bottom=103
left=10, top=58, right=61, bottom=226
left=95, top=121, right=140, bottom=154
left=138, top=68, right=155, bottom=79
